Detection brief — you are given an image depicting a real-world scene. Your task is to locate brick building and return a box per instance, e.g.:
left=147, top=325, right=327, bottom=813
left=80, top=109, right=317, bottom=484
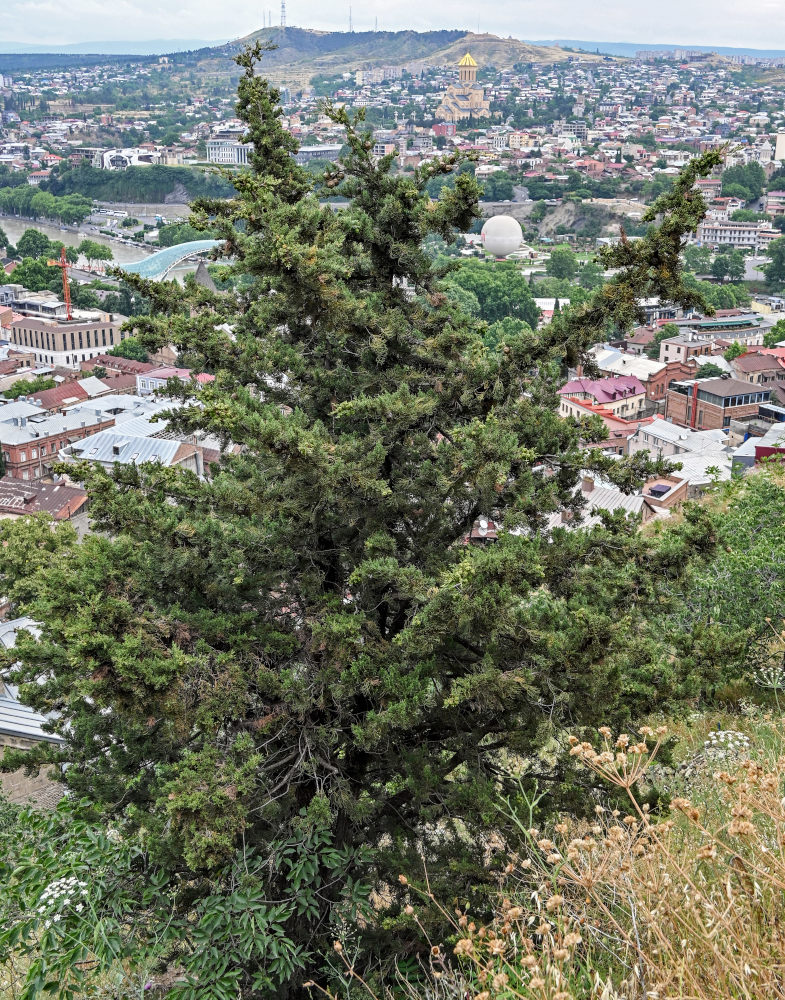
left=665, top=377, right=771, bottom=430
left=0, top=403, right=115, bottom=480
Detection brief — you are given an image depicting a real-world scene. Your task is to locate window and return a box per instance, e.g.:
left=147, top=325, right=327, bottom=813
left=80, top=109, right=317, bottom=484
left=31, top=449, right=37, bottom=459
left=21, top=471, right=28, bottom=480
left=19, top=451, right=26, bottom=461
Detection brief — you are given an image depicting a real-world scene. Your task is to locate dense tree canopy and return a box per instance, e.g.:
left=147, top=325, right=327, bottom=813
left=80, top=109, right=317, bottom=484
left=445, top=258, right=541, bottom=327
left=0, top=44, right=728, bottom=999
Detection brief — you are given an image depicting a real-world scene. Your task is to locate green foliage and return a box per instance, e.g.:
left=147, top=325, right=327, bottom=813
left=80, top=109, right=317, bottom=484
left=578, top=260, right=605, bottom=290
left=682, top=272, right=751, bottom=310
left=107, top=336, right=149, bottom=362
left=442, top=281, right=481, bottom=318
left=722, top=162, right=766, bottom=202
left=2, top=375, right=55, bottom=400
left=0, top=186, right=91, bottom=225
left=711, top=254, right=730, bottom=282
left=763, top=318, right=785, bottom=347
left=77, top=238, right=113, bottom=263
left=546, top=245, right=578, bottom=280
left=683, top=244, right=712, bottom=273
left=670, top=470, right=785, bottom=684
left=724, top=340, right=745, bottom=361
left=445, top=259, right=541, bottom=327
left=0, top=47, right=729, bottom=997
left=730, top=209, right=771, bottom=223
left=694, top=362, right=726, bottom=379
left=156, top=221, right=214, bottom=247
left=483, top=316, right=533, bottom=350
left=480, top=171, right=515, bottom=202
left=529, top=200, right=548, bottom=223
left=764, top=236, right=785, bottom=288
left=44, top=163, right=234, bottom=203
left=16, top=229, right=54, bottom=259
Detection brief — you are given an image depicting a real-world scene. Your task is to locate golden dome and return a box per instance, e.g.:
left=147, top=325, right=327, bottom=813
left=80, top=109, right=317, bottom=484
left=458, top=52, right=478, bottom=67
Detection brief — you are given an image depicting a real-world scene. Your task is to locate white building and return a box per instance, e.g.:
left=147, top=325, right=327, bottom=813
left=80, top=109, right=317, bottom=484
left=206, top=140, right=253, bottom=165
left=696, top=220, right=779, bottom=251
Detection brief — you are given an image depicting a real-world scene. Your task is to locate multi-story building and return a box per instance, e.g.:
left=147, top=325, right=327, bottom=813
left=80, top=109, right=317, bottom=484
left=8, top=311, right=129, bottom=368
left=292, top=145, right=343, bottom=166
left=0, top=403, right=116, bottom=480
left=659, top=335, right=715, bottom=364
left=136, top=367, right=216, bottom=396
left=558, top=375, right=647, bottom=418
left=206, top=139, right=253, bottom=165
left=665, top=376, right=771, bottom=429
left=696, top=219, right=779, bottom=250
left=765, top=190, right=785, bottom=216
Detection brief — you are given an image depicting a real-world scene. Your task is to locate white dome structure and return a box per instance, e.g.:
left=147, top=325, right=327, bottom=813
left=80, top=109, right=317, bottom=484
left=481, top=215, right=523, bottom=258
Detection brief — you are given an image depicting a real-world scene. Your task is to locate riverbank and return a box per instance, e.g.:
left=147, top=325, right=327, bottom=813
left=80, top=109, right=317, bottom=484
left=1, top=214, right=152, bottom=266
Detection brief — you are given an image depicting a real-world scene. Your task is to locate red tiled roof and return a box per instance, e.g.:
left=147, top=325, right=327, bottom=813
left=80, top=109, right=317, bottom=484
left=27, top=381, right=89, bottom=410
left=0, top=476, right=87, bottom=519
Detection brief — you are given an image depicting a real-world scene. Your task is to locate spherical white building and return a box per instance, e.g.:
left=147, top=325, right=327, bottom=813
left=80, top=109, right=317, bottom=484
left=481, top=215, right=523, bottom=258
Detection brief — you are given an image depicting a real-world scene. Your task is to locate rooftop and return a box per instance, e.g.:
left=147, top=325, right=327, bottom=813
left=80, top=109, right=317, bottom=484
left=0, top=476, right=87, bottom=518
left=559, top=375, right=645, bottom=403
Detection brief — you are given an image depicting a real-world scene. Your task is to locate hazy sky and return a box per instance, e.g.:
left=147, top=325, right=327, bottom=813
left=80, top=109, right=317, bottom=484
left=3, top=0, right=785, bottom=49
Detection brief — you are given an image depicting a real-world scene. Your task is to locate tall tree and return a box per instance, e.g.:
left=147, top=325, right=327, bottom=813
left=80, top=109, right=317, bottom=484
left=1, top=45, right=725, bottom=998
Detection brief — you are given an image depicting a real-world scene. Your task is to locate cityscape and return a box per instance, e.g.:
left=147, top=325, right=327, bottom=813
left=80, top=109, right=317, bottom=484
left=2, top=9, right=785, bottom=999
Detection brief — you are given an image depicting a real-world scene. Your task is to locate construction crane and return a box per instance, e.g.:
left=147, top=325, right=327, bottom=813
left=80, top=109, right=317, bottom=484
left=47, top=245, right=73, bottom=320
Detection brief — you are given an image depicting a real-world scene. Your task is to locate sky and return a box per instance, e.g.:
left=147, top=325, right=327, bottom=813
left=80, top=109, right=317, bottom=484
left=2, top=0, right=785, bottom=50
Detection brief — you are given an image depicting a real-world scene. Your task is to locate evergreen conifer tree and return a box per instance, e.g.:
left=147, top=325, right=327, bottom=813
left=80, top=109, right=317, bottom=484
left=0, top=45, right=724, bottom=995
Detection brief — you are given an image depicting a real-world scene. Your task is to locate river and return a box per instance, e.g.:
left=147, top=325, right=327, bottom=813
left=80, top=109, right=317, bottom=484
left=0, top=215, right=200, bottom=281
left=1, top=215, right=152, bottom=266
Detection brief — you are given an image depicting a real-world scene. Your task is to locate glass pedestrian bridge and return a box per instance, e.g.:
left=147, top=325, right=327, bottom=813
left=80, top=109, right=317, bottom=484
left=117, top=239, right=224, bottom=281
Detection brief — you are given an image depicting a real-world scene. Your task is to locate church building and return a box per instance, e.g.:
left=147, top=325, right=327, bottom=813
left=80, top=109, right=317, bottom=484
left=435, top=53, right=492, bottom=123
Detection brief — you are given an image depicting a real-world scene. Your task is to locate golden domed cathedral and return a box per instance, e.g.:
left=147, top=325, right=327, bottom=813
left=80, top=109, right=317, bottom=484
left=436, top=53, right=491, bottom=123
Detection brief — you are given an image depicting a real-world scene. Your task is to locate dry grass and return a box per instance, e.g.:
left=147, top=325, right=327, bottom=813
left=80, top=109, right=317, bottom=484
left=322, top=717, right=785, bottom=1000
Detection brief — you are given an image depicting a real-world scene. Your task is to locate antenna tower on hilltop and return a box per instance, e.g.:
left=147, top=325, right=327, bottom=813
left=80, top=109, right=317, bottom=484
left=281, top=0, right=286, bottom=27
left=349, top=6, right=353, bottom=32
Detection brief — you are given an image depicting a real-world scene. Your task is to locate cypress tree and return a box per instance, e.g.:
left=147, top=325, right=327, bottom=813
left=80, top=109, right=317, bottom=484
left=1, top=45, right=724, bottom=995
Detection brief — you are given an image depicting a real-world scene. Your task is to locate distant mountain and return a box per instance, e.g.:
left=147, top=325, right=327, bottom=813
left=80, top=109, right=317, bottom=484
left=187, top=27, right=606, bottom=86
left=0, top=38, right=221, bottom=55
left=539, top=39, right=785, bottom=58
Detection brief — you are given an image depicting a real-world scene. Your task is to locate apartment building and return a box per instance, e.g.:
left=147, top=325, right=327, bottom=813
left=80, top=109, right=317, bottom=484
left=696, top=219, right=779, bottom=250
left=8, top=312, right=129, bottom=369
left=665, top=377, right=771, bottom=429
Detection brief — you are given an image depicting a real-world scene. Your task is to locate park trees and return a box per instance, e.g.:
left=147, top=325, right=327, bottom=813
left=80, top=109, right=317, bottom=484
left=722, top=162, right=766, bottom=203
left=0, top=45, right=727, bottom=998
left=77, top=238, right=113, bottom=267
left=445, top=258, right=541, bottom=327
left=578, top=259, right=605, bottom=290
left=765, top=236, right=785, bottom=288
left=763, top=318, right=785, bottom=347
left=16, top=228, right=52, bottom=259
left=546, top=244, right=578, bottom=280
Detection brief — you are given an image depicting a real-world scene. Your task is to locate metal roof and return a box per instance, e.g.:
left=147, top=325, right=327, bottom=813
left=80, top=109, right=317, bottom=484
left=66, top=429, right=184, bottom=466
left=0, top=618, right=61, bottom=744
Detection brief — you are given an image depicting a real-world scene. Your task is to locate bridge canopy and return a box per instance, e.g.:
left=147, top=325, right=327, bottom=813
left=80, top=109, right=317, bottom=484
left=118, top=240, right=224, bottom=280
